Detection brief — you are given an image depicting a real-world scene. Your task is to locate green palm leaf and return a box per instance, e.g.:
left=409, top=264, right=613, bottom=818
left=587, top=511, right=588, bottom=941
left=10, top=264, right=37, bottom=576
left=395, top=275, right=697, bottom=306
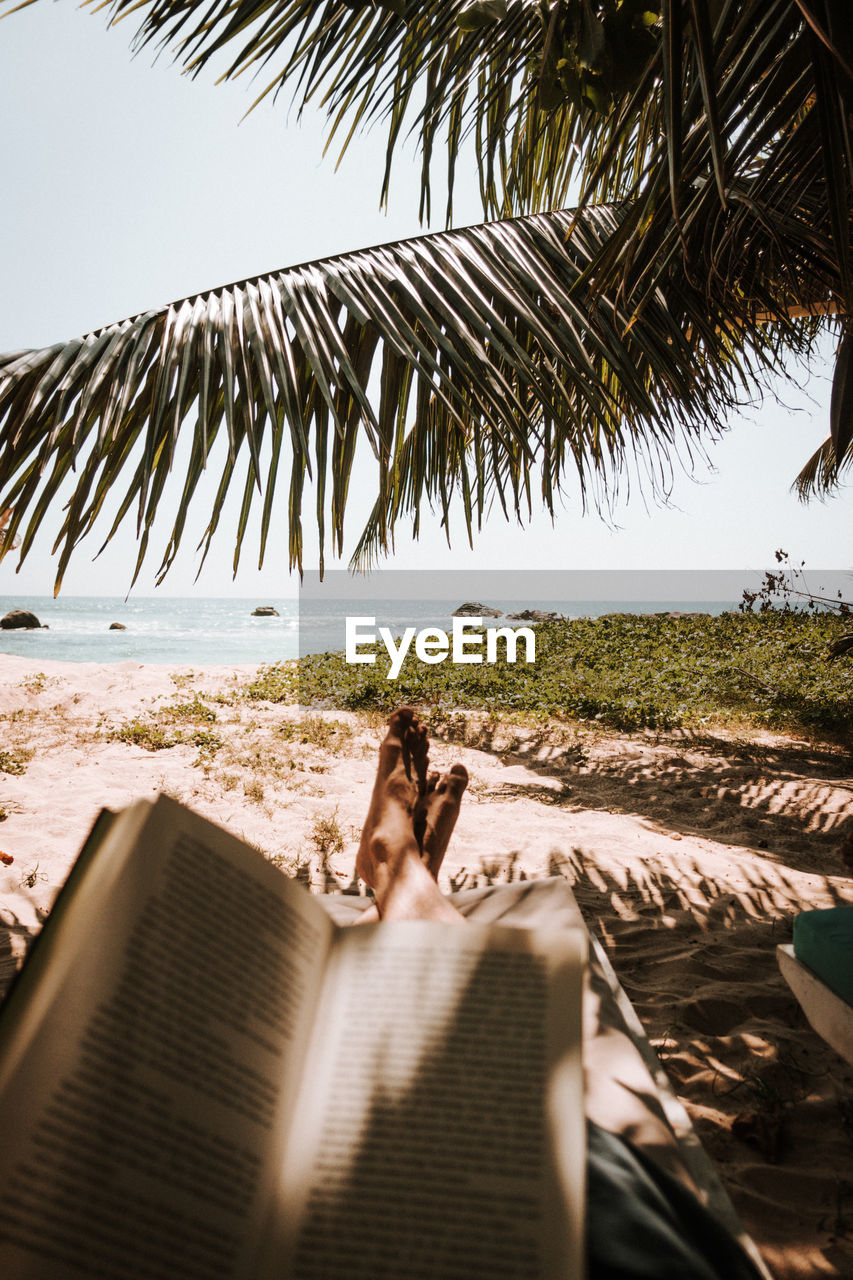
left=1, top=204, right=817, bottom=589
left=794, top=433, right=853, bottom=499
left=10, top=3, right=847, bottom=383
left=1, top=0, right=850, bottom=589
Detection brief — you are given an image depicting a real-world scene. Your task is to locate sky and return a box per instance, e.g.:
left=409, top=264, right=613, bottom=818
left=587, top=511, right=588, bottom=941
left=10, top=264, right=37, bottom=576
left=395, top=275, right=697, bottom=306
left=0, top=2, right=850, bottom=599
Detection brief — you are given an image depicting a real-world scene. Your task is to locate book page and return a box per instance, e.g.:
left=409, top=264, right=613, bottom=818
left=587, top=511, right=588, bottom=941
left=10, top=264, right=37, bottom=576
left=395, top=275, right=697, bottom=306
left=271, top=920, right=585, bottom=1280
left=0, top=794, right=333, bottom=1280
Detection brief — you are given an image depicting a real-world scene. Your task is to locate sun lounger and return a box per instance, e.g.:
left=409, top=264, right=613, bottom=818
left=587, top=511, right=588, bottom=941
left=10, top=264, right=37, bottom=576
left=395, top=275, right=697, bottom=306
left=326, top=877, right=773, bottom=1279
left=1, top=872, right=769, bottom=1278
left=777, top=904, right=853, bottom=1067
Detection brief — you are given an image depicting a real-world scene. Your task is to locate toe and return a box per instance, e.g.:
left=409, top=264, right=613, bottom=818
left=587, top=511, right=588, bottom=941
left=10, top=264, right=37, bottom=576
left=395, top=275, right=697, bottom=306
left=387, top=706, right=416, bottom=738
left=447, top=763, right=468, bottom=798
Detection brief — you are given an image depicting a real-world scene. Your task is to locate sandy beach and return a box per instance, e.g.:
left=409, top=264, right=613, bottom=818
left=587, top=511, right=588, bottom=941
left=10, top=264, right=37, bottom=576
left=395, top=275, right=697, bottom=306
left=1, top=653, right=852, bottom=1278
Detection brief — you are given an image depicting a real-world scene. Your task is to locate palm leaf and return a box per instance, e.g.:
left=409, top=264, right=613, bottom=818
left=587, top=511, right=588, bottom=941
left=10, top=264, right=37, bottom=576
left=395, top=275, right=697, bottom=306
left=1, top=0, right=851, bottom=588
left=793, top=433, right=853, bottom=497
left=1, top=203, right=816, bottom=590
left=42, top=4, right=847, bottom=367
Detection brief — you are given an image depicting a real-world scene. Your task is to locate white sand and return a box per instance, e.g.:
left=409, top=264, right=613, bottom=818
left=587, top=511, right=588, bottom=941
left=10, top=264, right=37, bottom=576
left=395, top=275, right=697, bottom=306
left=1, top=653, right=852, bottom=1278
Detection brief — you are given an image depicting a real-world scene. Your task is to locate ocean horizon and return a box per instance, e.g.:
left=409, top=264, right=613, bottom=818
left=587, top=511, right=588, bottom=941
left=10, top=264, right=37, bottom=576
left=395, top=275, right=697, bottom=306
left=0, top=594, right=743, bottom=666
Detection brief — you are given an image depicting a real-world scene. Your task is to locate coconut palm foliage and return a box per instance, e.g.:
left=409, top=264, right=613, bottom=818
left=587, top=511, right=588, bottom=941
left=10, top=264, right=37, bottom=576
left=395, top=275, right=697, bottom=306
left=0, top=0, right=851, bottom=586
left=0, top=204, right=788, bottom=588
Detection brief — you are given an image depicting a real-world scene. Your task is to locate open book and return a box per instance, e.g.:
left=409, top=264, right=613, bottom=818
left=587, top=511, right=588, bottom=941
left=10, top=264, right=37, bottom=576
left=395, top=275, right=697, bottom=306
left=0, top=794, right=586, bottom=1279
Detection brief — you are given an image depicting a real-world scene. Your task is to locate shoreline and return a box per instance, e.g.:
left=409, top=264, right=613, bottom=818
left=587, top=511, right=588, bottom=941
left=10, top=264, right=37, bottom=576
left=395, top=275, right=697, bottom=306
left=1, top=654, right=852, bottom=1277
left=0, top=595, right=746, bottom=669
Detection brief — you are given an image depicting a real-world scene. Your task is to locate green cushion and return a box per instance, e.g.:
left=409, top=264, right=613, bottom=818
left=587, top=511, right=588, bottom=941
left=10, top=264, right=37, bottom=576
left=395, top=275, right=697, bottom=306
left=793, top=906, right=853, bottom=1007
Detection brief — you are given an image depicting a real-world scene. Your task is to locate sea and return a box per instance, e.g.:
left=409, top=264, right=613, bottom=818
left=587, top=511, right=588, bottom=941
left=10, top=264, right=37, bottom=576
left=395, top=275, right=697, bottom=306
left=0, top=595, right=741, bottom=666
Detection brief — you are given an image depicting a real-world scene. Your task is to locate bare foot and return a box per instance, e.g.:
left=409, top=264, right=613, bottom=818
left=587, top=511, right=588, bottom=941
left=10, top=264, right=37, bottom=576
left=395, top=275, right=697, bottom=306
left=356, top=709, right=463, bottom=924
left=356, top=761, right=468, bottom=924
left=416, top=764, right=469, bottom=879
left=355, top=707, right=427, bottom=897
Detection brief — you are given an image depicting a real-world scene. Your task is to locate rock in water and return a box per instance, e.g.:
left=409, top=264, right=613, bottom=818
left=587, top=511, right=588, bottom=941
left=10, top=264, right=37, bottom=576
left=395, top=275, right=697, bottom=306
left=452, top=602, right=502, bottom=618
left=109, top=622, right=127, bottom=631
left=252, top=606, right=279, bottom=617
left=505, top=609, right=560, bottom=623
left=1, top=609, right=41, bottom=630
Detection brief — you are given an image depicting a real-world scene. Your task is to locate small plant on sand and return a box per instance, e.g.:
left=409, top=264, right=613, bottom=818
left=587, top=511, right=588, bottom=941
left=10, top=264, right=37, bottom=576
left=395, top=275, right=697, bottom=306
left=309, top=808, right=345, bottom=861
left=165, top=696, right=218, bottom=723
left=265, top=848, right=309, bottom=877
left=244, top=663, right=298, bottom=704
left=18, top=672, right=52, bottom=695
left=169, top=671, right=197, bottom=689
left=191, top=729, right=224, bottom=763
left=244, top=778, right=266, bottom=804
left=110, top=719, right=182, bottom=751
left=278, top=715, right=353, bottom=751
left=110, top=712, right=223, bottom=757
left=0, top=749, right=28, bottom=775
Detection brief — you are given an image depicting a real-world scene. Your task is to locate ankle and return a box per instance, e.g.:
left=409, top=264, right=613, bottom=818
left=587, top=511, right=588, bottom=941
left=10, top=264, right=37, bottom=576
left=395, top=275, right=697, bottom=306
left=376, top=854, right=463, bottom=923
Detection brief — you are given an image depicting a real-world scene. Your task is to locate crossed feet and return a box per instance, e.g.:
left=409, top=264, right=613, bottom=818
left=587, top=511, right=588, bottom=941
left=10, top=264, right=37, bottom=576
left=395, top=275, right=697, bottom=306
left=356, top=707, right=468, bottom=923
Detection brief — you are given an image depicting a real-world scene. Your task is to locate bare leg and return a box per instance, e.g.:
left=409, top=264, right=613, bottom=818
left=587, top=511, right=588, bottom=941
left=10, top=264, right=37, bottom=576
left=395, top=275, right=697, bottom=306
left=356, top=709, right=464, bottom=923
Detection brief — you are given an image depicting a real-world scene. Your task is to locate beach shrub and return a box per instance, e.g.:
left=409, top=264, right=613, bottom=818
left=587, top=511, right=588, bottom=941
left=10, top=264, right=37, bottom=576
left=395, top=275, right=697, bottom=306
left=278, top=715, right=353, bottom=750
left=111, top=719, right=182, bottom=751
left=310, top=809, right=346, bottom=861
left=244, top=664, right=297, bottom=703
left=247, top=613, right=852, bottom=741
left=110, top=702, right=224, bottom=754
left=165, top=696, right=218, bottom=723
left=739, top=550, right=851, bottom=617
left=244, top=779, right=265, bottom=803
left=17, top=672, right=51, bottom=695
left=191, top=729, right=224, bottom=758
left=0, top=749, right=28, bottom=775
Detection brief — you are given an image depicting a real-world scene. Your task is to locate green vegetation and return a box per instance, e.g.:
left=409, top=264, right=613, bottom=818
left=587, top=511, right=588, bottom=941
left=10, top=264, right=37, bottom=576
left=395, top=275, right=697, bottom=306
left=107, top=692, right=224, bottom=756
left=110, top=716, right=223, bottom=755
left=110, top=719, right=181, bottom=751
left=309, top=809, right=346, bottom=862
left=0, top=748, right=28, bottom=775
left=277, top=715, right=353, bottom=751
left=17, top=672, right=51, bottom=695
left=245, top=665, right=298, bottom=704
left=164, top=696, right=218, bottom=723
left=248, top=614, right=852, bottom=739
left=1, top=5, right=849, bottom=593
left=191, top=729, right=224, bottom=759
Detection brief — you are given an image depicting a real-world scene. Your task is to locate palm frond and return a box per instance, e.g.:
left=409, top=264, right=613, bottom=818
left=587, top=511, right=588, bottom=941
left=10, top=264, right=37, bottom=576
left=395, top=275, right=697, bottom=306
left=11, top=2, right=846, bottom=339
left=794, top=433, right=853, bottom=498
left=3, top=0, right=663, bottom=222
left=88, top=0, right=569, bottom=222
left=2, top=0, right=851, bottom=589
left=0, top=204, right=814, bottom=590
left=7, top=2, right=848, bottom=336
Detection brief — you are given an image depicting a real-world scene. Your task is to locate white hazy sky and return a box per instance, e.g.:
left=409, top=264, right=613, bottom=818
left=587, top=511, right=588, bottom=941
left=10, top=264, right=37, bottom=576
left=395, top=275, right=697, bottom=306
left=0, top=2, right=849, bottom=598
